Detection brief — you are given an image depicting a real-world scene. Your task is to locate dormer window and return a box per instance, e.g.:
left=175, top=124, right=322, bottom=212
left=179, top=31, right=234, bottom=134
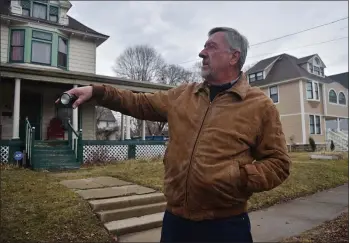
left=249, top=72, right=263, bottom=82
left=20, top=0, right=59, bottom=23
left=315, top=57, right=320, bottom=65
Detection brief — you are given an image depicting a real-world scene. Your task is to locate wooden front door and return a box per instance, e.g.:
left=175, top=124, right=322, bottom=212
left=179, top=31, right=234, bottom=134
left=19, top=92, right=42, bottom=140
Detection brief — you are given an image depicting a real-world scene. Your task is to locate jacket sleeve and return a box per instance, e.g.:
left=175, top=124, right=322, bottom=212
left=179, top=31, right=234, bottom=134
left=243, top=104, right=291, bottom=192
left=91, top=84, right=182, bottom=122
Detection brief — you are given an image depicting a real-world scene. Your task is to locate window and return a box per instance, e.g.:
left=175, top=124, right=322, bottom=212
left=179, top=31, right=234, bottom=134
left=269, top=86, right=278, bottom=103
left=256, top=72, right=263, bottom=80
left=249, top=74, right=256, bottom=82
left=306, top=81, right=314, bottom=99
left=314, top=66, right=320, bottom=75
left=31, top=30, right=52, bottom=65
left=309, top=115, right=321, bottom=135
left=329, top=90, right=337, bottom=103
left=249, top=72, right=263, bottom=82
left=49, top=6, right=58, bottom=22
left=306, top=81, right=320, bottom=100
left=10, top=30, right=25, bottom=62
left=339, top=92, right=346, bottom=105
left=33, top=1, right=47, bottom=20
left=320, top=67, right=324, bottom=76
left=58, top=37, right=68, bottom=68
left=20, top=0, right=31, bottom=16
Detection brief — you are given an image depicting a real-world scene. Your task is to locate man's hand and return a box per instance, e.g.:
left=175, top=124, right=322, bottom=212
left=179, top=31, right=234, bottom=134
left=55, top=86, right=93, bottom=109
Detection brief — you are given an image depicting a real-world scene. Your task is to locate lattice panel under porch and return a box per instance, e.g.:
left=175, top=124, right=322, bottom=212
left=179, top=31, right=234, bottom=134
left=135, top=145, right=166, bottom=160
left=0, top=146, right=9, bottom=163
left=83, top=145, right=128, bottom=163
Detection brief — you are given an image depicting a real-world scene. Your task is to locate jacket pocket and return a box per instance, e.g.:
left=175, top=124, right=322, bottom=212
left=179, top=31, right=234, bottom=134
left=229, top=161, right=251, bottom=203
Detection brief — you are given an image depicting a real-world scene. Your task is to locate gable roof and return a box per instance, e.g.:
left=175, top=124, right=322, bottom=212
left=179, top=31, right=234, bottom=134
left=328, top=72, right=349, bottom=89
left=296, top=54, right=315, bottom=64
left=0, top=0, right=109, bottom=39
left=246, top=53, right=334, bottom=87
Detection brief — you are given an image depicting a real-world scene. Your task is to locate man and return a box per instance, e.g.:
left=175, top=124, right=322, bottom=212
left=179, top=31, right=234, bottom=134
left=60, top=27, right=291, bottom=242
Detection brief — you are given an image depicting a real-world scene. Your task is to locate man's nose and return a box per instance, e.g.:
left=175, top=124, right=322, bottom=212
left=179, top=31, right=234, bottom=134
left=199, top=49, right=207, bottom=59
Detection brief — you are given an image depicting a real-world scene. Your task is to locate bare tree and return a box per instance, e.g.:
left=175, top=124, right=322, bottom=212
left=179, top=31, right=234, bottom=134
left=157, top=64, right=194, bottom=86
left=113, top=44, right=166, bottom=82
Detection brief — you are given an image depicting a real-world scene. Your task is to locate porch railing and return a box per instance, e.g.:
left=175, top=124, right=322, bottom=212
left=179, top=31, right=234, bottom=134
left=25, top=117, right=35, bottom=164
left=67, top=119, right=83, bottom=164
left=326, top=129, right=349, bottom=151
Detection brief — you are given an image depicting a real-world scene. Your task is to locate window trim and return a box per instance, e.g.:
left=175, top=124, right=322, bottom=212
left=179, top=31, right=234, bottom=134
left=32, top=1, right=48, bottom=20
left=306, top=80, right=320, bottom=101
left=309, top=115, right=322, bottom=135
left=9, top=29, right=25, bottom=63
left=338, top=91, right=347, bottom=105
left=268, top=85, right=279, bottom=104
left=30, top=30, right=53, bottom=66
left=328, top=89, right=338, bottom=104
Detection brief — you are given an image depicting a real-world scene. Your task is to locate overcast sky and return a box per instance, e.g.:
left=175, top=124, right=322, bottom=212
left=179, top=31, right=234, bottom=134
left=68, top=1, right=348, bottom=77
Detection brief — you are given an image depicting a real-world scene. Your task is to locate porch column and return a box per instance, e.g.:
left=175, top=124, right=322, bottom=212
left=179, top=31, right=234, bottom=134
left=141, top=120, right=146, bottom=140
left=337, top=118, right=340, bottom=132
left=72, top=85, right=79, bottom=136
left=126, top=115, right=131, bottom=140
left=120, top=113, right=125, bottom=140
left=12, top=78, right=21, bottom=139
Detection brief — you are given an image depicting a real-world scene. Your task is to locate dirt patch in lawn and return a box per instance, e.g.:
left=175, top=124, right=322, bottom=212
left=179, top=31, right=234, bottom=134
left=283, top=210, right=349, bottom=243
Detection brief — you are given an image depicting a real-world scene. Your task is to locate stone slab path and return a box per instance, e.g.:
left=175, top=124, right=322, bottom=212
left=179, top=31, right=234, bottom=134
left=60, top=177, right=348, bottom=243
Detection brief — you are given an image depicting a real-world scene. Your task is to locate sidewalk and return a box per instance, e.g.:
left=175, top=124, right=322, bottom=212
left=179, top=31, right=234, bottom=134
left=119, top=184, right=349, bottom=242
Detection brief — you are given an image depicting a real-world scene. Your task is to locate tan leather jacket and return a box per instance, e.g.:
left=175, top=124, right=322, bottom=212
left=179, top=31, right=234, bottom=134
left=92, top=73, right=291, bottom=221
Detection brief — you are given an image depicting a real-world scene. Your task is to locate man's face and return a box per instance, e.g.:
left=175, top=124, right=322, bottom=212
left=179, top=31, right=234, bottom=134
left=199, top=32, right=238, bottom=81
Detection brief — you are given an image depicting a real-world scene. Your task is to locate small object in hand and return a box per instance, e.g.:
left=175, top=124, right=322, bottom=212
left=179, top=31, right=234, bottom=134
left=59, top=92, right=77, bottom=108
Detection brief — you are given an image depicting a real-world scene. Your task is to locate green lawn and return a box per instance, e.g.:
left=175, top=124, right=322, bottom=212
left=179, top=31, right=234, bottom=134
left=1, top=152, right=348, bottom=242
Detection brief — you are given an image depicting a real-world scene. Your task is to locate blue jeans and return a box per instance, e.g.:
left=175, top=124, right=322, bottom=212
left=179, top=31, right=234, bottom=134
left=160, top=210, right=253, bottom=242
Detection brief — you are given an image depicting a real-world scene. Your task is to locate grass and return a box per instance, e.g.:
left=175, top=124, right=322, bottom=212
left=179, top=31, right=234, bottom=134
left=283, top=210, right=349, bottom=243
left=1, top=152, right=348, bottom=242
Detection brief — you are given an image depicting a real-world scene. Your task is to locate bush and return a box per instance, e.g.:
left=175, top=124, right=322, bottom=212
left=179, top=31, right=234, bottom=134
left=330, top=140, right=335, bottom=151
left=309, top=137, right=316, bottom=152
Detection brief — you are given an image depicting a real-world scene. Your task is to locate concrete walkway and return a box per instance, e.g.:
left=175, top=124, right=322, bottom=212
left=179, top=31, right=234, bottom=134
left=118, top=184, right=349, bottom=242
left=60, top=177, right=348, bottom=242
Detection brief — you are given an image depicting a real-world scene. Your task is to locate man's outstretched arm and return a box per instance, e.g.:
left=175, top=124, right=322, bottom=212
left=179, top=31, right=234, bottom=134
left=91, top=84, right=182, bottom=122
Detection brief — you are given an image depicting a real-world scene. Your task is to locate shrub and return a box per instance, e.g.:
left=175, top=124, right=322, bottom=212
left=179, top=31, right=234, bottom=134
left=309, top=137, right=316, bottom=152
left=330, top=140, right=335, bottom=151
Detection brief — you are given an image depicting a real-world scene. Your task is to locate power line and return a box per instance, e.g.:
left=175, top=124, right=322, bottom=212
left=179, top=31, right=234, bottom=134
left=176, top=17, right=348, bottom=66
left=250, top=16, right=348, bottom=47
left=247, top=36, right=348, bottom=60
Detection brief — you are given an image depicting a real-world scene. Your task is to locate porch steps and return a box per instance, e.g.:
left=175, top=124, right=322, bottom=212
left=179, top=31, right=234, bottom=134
left=31, top=140, right=80, bottom=171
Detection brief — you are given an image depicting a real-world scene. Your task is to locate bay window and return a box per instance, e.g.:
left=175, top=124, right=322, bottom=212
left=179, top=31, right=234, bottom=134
left=58, top=37, right=68, bottom=68
left=10, top=30, right=25, bottom=62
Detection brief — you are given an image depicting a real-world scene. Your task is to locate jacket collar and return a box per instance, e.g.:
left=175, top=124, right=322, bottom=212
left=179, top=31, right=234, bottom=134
left=194, top=72, right=250, bottom=100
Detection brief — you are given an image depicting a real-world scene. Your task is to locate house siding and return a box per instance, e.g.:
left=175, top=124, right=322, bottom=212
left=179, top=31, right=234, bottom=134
left=325, top=82, right=348, bottom=118
left=82, top=103, right=96, bottom=140
left=260, top=81, right=301, bottom=115
left=1, top=24, right=9, bottom=63
left=280, top=114, right=303, bottom=144
left=68, top=37, right=96, bottom=74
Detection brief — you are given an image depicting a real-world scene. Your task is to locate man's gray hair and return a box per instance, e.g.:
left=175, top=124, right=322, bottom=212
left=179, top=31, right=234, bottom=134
left=208, top=27, right=249, bottom=70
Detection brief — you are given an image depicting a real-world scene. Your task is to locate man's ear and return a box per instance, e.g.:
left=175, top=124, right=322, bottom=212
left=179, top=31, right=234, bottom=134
left=229, top=51, right=240, bottom=66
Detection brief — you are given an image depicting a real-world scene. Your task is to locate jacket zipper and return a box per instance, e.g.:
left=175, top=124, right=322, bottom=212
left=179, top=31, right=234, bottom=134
left=184, top=95, right=217, bottom=210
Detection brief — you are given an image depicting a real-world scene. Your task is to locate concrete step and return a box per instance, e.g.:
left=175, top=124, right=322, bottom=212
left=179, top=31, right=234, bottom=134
left=97, top=202, right=167, bottom=223
left=89, top=192, right=166, bottom=212
left=104, top=212, right=164, bottom=236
